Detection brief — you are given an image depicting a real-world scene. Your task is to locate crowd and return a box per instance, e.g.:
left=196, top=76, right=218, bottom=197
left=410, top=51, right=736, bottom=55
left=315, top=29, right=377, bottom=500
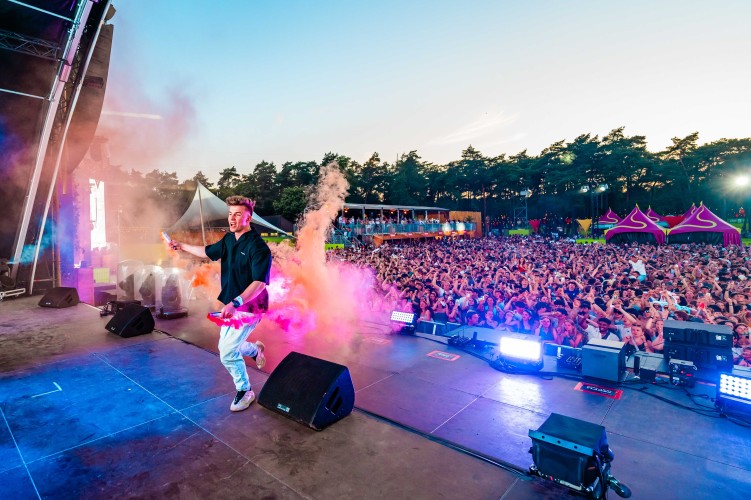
left=333, top=236, right=751, bottom=365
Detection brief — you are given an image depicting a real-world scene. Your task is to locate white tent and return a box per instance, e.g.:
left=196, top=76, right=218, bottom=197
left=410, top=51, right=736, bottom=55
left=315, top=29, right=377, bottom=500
left=169, top=183, right=292, bottom=242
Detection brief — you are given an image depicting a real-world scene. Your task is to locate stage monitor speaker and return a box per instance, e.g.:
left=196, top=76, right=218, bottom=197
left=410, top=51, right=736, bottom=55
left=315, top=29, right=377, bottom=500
left=105, top=304, right=154, bottom=338
left=39, top=287, right=79, bottom=308
left=529, top=413, right=610, bottom=490
left=258, top=352, right=355, bottom=431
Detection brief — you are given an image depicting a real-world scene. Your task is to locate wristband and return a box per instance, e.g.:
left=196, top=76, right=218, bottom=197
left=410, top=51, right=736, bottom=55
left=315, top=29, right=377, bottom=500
left=232, top=296, right=243, bottom=308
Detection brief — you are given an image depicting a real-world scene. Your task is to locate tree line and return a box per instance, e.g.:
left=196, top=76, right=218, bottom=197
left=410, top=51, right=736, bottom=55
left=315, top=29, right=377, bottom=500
left=117, top=127, right=751, bottom=224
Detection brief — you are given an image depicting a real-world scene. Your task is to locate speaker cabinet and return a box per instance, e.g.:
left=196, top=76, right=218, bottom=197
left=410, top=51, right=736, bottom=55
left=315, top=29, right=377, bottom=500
left=582, top=338, right=626, bottom=382
left=39, top=287, right=80, bottom=308
left=258, top=352, right=355, bottom=430
left=105, top=304, right=154, bottom=338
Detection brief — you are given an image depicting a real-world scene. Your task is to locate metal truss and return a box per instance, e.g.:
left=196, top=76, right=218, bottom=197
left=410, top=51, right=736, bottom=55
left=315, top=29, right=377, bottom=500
left=0, top=28, right=60, bottom=60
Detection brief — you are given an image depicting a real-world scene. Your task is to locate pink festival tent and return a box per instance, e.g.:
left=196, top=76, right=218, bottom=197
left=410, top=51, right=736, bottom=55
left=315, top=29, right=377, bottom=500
left=598, top=208, right=622, bottom=225
left=682, top=204, right=697, bottom=219
left=605, top=206, right=666, bottom=245
left=667, top=204, right=741, bottom=246
left=663, top=215, right=685, bottom=228
left=645, top=207, right=669, bottom=227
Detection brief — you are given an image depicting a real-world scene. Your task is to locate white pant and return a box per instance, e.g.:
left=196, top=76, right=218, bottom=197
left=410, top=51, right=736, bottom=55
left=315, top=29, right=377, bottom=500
left=218, top=317, right=261, bottom=391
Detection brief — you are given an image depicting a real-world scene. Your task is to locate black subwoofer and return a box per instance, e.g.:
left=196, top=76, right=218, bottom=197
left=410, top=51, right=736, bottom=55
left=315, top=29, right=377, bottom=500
left=258, top=352, right=355, bottom=430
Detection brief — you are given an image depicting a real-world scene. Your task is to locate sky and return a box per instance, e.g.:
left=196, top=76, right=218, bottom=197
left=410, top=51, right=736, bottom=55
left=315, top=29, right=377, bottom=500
left=101, top=0, right=751, bottom=181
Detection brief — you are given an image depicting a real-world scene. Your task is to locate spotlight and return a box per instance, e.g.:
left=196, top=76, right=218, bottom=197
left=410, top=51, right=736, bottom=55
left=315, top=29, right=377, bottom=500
left=118, top=274, right=135, bottom=300
left=139, top=273, right=156, bottom=307
left=390, top=310, right=416, bottom=334
left=158, top=274, right=188, bottom=319
left=490, top=333, right=544, bottom=372
left=716, top=367, right=751, bottom=416
left=161, top=275, right=182, bottom=310
left=529, top=413, right=631, bottom=498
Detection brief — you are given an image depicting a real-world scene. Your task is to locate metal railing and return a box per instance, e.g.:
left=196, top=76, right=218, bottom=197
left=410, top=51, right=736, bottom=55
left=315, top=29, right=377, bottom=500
left=335, top=222, right=476, bottom=236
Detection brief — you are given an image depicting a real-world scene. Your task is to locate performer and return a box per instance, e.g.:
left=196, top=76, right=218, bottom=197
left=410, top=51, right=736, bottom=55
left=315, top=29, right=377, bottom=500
left=169, top=196, right=272, bottom=412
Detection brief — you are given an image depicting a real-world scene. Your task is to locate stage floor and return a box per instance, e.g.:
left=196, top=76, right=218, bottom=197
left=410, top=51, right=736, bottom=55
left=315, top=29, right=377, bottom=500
left=1, top=296, right=749, bottom=499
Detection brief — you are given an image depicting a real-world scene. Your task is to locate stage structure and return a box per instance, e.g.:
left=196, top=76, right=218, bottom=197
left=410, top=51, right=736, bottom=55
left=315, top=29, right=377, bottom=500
left=0, top=0, right=115, bottom=294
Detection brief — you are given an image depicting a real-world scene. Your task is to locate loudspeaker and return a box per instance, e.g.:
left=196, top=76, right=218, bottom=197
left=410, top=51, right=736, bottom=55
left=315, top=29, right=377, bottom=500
left=105, top=304, right=154, bottom=338
left=663, top=320, right=732, bottom=347
left=39, top=287, right=79, bottom=308
left=582, top=338, right=626, bottom=382
left=258, top=352, right=355, bottom=430
left=529, top=413, right=611, bottom=489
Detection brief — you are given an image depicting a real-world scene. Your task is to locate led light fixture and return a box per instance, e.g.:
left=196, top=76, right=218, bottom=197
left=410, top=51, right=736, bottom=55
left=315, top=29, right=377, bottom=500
left=491, top=333, right=544, bottom=372
left=717, top=367, right=751, bottom=415
left=390, top=310, right=416, bottom=335
left=390, top=311, right=416, bottom=324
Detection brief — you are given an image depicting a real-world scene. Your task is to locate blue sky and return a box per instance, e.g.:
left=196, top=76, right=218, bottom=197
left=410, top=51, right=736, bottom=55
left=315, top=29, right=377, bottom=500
left=101, top=0, right=751, bottom=181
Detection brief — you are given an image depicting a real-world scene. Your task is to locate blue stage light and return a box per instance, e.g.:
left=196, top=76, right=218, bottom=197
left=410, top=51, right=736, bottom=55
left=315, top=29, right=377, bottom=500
left=717, top=367, right=751, bottom=415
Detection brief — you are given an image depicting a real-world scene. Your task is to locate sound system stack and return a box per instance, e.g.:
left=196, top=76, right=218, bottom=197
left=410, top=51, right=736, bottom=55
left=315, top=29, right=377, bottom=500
left=663, top=320, right=733, bottom=371
left=38, top=287, right=80, bottom=308
left=105, top=303, right=154, bottom=338
left=258, top=352, right=355, bottom=430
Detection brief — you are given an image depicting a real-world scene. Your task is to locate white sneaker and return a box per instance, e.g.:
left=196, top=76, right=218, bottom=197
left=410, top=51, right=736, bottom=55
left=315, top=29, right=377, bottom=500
left=254, top=341, right=266, bottom=369
left=230, top=390, right=255, bottom=412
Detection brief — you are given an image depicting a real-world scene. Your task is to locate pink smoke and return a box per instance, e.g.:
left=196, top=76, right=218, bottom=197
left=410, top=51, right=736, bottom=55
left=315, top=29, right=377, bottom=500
left=180, top=165, right=387, bottom=341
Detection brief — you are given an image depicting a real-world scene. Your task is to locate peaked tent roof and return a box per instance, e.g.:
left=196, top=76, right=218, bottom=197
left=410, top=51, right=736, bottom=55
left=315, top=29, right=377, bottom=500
left=645, top=207, right=667, bottom=223
left=169, top=183, right=291, bottom=236
left=598, top=208, right=622, bottom=224
left=605, top=206, right=666, bottom=244
left=668, top=204, right=740, bottom=246
left=682, top=204, right=697, bottom=219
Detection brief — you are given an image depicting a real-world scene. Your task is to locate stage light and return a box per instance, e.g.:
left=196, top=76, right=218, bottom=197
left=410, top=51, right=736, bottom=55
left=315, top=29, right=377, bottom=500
left=390, top=310, right=416, bottom=334
left=391, top=311, right=416, bottom=324
left=118, top=274, right=135, bottom=300
left=529, top=413, right=631, bottom=498
left=717, top=367, right=751, bottom=415
left=491, top=333, right=544, bottom=372
left=139, top=273, right=156, bottom=307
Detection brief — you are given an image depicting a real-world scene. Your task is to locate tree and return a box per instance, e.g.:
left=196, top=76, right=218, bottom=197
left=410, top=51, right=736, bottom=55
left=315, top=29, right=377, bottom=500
left=273, top=185, right=309, bottom=222
left=660, top=132, right=699, bottom=199
left=599, top=127, right=652, bottom=209
left=237, top=161, right=278, bottom=215
left=385, top=151, right=426, bottom=205
left=191, top=170, right=214, bottom=190
left=277, top=161, right=319, bottom=188
left=350, top=152, right=387, bottom=203
left=216, top=166, right=240, bottom=200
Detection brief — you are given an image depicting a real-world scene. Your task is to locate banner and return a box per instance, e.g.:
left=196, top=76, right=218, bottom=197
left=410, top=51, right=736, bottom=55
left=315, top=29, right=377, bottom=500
left=529, top=219, right=541, bottom=233
left=577, top=218, right=592, bottom=235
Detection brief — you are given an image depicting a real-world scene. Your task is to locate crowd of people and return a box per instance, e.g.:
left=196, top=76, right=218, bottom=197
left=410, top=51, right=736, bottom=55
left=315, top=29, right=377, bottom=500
left=333, top=236, right=751, bottom=366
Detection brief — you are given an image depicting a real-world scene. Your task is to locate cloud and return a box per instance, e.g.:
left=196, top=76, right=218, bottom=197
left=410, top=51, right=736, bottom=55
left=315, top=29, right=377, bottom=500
left=101, top=110, right=163, bottom=120
left=433, top=112, right=517, bottom=145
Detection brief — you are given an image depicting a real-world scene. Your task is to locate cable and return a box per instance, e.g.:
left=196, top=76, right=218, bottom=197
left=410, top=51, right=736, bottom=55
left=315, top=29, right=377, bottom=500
left=353, top=406, right=528, bottom=477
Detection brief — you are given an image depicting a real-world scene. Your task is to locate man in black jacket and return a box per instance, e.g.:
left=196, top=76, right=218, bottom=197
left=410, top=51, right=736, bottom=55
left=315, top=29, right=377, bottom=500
left=170, top=196, right=272, bottom=412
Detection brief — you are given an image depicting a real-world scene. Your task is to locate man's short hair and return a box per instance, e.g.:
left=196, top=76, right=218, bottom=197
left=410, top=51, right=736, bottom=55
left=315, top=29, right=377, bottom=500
left=226, top=196, right=255, bottom=213
left=598, top=317, right=612, bottom=325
